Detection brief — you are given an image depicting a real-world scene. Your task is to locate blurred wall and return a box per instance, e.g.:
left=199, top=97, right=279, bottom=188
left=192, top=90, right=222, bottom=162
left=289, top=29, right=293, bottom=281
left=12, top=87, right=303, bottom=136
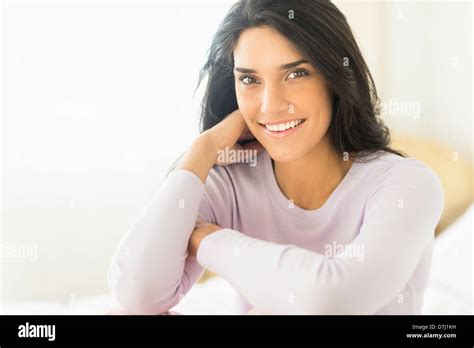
left=1, top=1, right=472, bottom=303
left=337, top=1, right=472, bottom=160
left=1, top=0, right=235, bottom=303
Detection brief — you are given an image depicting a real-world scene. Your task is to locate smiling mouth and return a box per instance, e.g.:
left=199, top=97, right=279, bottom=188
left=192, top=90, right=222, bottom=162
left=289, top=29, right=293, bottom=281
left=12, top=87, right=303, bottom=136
left=257, top=118, right=307, bottom=139
left=258, top=119, right=306, bottom=132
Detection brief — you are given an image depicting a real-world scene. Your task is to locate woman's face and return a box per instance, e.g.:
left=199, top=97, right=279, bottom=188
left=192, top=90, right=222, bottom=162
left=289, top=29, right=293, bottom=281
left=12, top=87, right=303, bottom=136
left=233, top=26, right=333, bottom=162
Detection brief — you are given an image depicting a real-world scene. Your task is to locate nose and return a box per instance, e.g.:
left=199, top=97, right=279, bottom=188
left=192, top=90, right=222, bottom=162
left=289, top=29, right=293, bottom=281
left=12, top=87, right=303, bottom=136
left=260, top=84, right=289, bottom=117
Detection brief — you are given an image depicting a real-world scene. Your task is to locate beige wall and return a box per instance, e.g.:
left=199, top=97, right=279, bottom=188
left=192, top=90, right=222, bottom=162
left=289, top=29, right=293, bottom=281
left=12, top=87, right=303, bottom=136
left=336, top=1, right=472, bottom=160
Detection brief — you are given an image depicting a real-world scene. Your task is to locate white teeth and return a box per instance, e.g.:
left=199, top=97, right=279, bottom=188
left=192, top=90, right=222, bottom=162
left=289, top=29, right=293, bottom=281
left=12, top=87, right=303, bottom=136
left=264, top=119, right=304, bottom=132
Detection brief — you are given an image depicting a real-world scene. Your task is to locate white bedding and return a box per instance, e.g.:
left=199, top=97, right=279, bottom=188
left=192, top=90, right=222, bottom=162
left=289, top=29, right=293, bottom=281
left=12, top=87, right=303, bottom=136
left=2, top=204, right=472, bottom=315
left=422, top=203, right=473, bottom=314
left=0, top=277, right=240, bottom=315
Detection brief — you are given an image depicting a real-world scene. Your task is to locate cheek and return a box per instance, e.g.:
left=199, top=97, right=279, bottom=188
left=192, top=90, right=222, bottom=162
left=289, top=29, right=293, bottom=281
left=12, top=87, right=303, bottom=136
left=235, top=87, right=260, bottom=123
left=297, top=87, right=333, bottom=130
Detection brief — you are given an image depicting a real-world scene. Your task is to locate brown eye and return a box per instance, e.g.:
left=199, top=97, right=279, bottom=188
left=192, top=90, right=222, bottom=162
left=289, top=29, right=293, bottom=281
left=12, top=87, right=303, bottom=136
left=239, top=75, right=259, bottom=85
left=287, top=69, right=309, bottom=80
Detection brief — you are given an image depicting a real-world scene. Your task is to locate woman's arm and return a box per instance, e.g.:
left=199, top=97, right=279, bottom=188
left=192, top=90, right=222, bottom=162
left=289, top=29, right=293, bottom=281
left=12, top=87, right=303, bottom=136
left=176, top=109, right=259, bottom=183
left=107, top=110, right=261, bottom=314
left=195, top=162, right=445, bottom=314
left=107, top=168, right=210, bottom=314
left=175, top=133, right=220, bottom=184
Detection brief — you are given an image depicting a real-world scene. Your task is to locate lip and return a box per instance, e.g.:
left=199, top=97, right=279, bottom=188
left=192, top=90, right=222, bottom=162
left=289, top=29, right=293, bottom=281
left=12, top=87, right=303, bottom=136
left=258, top=118, right=306, bottom=126
left=259, top=119, right=306, bottom=139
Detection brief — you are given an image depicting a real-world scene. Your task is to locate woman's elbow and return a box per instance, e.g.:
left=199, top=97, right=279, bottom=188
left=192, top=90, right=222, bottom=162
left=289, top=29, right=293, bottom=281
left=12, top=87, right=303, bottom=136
left=107, top=265, right=176, bottom=315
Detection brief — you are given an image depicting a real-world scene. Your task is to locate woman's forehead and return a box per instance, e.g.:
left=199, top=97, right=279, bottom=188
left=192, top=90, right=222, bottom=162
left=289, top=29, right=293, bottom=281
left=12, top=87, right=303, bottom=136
left=233, top=28, right=307, bottom=72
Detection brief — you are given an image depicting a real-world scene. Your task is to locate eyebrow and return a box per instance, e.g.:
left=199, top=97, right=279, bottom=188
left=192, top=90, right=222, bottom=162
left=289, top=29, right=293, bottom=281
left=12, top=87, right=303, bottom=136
left=233, top=59, right=309, bottom=74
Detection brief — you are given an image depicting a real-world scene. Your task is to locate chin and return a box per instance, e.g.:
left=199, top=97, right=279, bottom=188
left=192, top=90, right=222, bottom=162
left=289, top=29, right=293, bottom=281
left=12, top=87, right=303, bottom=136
left=265, top=146, right=306, bottom=163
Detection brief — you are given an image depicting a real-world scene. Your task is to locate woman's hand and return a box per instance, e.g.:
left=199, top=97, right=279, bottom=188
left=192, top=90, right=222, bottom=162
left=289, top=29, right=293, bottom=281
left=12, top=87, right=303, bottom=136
left=176, top=109, right=263, bottom=183
left=202, top=109, right=264, bottom=166
left=187, top=221, right=222, bottom=258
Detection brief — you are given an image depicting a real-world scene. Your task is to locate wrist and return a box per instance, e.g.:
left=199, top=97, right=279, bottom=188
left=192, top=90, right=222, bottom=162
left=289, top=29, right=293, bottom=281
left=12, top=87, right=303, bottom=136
left=192, top=133, right=222, bottom=169
left=197, top=130, right=226, bottom=154
left=175, top=133, right=219, bottom=183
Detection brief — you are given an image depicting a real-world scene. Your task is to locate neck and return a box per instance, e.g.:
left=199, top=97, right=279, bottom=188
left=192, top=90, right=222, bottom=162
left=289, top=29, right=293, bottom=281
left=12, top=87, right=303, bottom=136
left=273, top=135, right=354, bottom=210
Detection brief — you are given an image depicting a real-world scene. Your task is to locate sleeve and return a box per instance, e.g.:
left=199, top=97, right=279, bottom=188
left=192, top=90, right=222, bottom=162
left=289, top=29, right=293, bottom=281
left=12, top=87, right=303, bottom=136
left=196, top=161, right=445, bottom=314
left=107, top=168, right=222, bottom=315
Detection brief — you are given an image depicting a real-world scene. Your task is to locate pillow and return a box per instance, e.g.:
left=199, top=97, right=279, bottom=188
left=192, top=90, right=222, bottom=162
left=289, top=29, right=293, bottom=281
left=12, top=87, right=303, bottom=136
left=391, top=133, right=474, bottom=235
left=422, top=203, right=473, bottom=314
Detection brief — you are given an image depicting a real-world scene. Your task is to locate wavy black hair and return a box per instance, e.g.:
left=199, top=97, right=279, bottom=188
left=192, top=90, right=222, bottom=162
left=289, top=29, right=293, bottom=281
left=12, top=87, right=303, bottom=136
left=194, top=0, right=405, bottom=162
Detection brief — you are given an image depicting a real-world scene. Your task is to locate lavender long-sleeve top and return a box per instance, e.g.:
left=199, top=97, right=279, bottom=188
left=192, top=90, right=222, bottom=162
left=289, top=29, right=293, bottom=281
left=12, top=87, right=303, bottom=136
left=108, top=149, right=444, bottom=315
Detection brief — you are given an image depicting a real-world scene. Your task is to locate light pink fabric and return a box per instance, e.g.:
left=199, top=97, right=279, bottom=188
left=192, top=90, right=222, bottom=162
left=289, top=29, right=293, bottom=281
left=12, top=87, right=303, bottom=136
left=104, top=307, right=182, bottom=315
left=108, top=150, right=444, bottom=315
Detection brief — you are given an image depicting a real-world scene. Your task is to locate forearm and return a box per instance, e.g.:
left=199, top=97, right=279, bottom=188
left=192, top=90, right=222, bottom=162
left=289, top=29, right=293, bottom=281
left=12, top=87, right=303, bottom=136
left=196, top=225, right=433, bottom=315
left=196, top=229, right=327, bottom=314
left=176, top=132, right=219, bottom=184
left=175, top=110, right=251, bottom=184
left=108, top=110, right=253, bottom=314
left=108, top=169, right=206, bottom=314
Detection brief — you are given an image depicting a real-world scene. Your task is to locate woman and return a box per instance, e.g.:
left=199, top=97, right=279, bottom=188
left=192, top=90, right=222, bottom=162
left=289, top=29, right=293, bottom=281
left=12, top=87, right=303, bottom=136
left=107, top=0, right=444, bottom=315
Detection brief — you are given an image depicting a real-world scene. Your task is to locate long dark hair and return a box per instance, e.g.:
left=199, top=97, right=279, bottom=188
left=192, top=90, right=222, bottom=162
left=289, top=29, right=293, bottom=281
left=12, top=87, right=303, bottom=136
left=194, top=0, right=405, bottom=162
